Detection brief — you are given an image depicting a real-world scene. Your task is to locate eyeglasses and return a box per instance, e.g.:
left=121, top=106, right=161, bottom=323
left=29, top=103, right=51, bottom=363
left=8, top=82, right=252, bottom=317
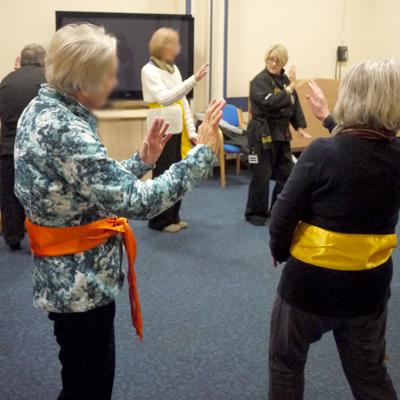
left=267, top=58, right=281, bottom=66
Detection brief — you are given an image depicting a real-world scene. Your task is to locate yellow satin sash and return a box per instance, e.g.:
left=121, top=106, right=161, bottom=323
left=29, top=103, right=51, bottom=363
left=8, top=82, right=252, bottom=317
left=290, top=222, right=397, bottom=271
left=148, top=100, right=192, bottom=159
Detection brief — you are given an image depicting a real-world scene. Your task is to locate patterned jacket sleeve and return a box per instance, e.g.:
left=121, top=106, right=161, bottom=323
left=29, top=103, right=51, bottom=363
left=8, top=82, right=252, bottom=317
left=119, top=152, right=153, bottom=179
left=51, top=120, right=216, bottom=220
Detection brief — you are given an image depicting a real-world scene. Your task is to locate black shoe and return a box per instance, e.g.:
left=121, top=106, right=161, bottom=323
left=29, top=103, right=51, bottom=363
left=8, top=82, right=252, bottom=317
left=245, top=216, right=267, bottom=226
left=9, top=243, right=21, bottom=251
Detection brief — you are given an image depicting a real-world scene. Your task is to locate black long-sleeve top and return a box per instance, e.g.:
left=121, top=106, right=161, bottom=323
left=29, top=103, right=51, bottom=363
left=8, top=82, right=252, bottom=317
left=270, top=135, right=400, bottom=317
left=248, top=69, right=306, bottom=143
left=322, top=114, right=337, bottom=133
left=0, top=65, right=45, bottom=155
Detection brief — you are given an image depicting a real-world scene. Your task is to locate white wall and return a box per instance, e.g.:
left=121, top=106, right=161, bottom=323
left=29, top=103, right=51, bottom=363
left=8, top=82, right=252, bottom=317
left=226, top=0, right=368, bottom=99
left=361, top=0, right=400, bottom=60
left=2, top=0, right=400, bottom=109
left=0, top=0, right=188, bottom=80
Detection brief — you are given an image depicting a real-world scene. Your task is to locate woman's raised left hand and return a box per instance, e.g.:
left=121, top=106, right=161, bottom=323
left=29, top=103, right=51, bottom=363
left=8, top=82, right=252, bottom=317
left=139, top=118, right=171, bottom=166
left=197, top=99, right=226, bottom=154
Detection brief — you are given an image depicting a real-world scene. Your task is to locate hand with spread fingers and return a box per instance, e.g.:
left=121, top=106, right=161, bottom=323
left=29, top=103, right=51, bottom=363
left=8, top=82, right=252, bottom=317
left=195, top=63, right=209, bottom=82
left=306, top=80, right=330, bottom=121
left=139, top=117, right=172, bottom=166
left=197, top=99, right=226, bottom=154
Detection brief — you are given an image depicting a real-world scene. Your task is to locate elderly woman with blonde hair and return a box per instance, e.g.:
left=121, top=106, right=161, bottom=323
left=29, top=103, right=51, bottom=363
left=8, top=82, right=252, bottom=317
left=268, top=59, right=400, bottom=399
left=141, top=27, right=209, bottom=233
left=245, top=44, right=310, bottom=226
left=14, top=23, right=224, bottom=399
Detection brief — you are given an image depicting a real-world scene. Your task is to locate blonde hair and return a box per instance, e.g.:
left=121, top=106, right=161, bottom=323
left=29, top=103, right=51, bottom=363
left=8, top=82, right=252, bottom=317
left=46, top=23, right=117, bottom=94
left=149, top=27, right=179, bottom=59
left=264, top=44, right=289, bottom=66
left=334, top=59, right=400, bottom=132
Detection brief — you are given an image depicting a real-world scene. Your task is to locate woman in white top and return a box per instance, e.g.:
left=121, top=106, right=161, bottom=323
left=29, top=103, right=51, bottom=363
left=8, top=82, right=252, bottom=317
left=141, top=27, right=208, bottom=233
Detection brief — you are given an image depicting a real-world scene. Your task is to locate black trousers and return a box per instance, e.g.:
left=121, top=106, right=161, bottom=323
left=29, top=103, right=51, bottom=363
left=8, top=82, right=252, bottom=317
left=149, top=133, right=182, bottom=230
left=269, top=296, right=397, bottom=400
left=48, top=302, right=116, bottom=400
left=245, top=141, right=293, bottom=223
left=0, top=154, right=25, bottom=246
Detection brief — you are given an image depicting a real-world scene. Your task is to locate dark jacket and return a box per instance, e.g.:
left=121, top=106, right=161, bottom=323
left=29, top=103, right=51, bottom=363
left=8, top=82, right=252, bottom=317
left=270, top=135, right=400, bottom=317
left=0, top=65, right=46, bottom=156
left=247, top=69, right=306, bottom=149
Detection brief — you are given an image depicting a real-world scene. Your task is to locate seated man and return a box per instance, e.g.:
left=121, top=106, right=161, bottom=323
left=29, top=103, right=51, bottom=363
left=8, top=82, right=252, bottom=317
left=196, top=111, right=250, bottom=154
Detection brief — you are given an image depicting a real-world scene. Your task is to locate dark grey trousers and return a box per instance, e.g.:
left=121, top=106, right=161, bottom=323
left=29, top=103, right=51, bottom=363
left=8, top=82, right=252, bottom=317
left=269, top=296, right=397, bottom=400
left=0, top=154, right=25, bottom=246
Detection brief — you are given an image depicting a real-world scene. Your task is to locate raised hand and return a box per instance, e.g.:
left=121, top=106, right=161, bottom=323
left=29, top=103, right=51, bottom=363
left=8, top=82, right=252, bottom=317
left=14, top=56, right=21, bottom=70
left=286, top=65, right=297, bottom=93
left=288, top=65, right=297, bottom=83
left=296, top=128, right=312, bottom=139
left=139, top=118, right=171, bottom=166
left=306, top=80, right=329, bottom=121
left=197, top=99, right=226, bottom=154
left=195, top=63, right=209, bottom=82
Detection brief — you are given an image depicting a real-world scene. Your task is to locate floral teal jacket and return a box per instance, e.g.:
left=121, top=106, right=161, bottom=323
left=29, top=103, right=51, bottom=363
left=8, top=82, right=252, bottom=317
left=14, top=85, right=216, bottom=313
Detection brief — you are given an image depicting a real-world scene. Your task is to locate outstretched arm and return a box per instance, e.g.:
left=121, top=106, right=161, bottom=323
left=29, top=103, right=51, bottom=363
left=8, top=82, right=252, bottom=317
left=54, top=100, right=225, bottom=220
left=120, top=119, right=171, bottom=178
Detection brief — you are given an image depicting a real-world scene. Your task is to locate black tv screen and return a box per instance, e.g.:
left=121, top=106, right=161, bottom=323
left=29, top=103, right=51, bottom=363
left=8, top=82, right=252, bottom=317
left=56, top=11, right=194, bottom=100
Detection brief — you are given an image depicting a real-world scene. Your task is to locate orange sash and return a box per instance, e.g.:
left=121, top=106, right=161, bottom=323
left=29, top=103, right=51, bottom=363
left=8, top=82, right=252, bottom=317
left=25, top=217, right=143, bottom=341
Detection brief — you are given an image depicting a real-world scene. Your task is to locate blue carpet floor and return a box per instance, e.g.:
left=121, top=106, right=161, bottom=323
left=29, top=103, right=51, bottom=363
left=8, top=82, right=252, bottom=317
left=1, top=170, right=400, bottom=400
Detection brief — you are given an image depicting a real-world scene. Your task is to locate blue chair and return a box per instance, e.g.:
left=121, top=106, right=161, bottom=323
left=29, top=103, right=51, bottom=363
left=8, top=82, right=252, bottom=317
left=219, top=104, right=243, bottom=187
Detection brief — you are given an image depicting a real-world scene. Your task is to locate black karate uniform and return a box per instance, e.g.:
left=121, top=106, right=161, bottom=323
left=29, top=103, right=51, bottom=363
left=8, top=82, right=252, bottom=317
left=0, top=65, right=46, bottom=248
left=245, top=68, right=306, bottom=225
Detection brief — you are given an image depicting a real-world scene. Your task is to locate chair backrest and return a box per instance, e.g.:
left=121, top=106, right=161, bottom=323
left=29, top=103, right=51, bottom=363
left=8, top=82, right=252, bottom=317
left=222, top=104, right=240, bottom=127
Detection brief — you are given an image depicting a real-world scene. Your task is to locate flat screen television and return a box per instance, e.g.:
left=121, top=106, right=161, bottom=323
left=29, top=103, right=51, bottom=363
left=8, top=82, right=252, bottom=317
left=56, top=11, right=194, bottom=100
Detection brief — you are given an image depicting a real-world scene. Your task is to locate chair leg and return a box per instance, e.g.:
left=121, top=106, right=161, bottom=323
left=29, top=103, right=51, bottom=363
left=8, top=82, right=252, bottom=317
left=220, top=152, right=226, bottom=188
left=218, top=129, right=226, bottom=188
left=236, top=154, right=241, bottom=175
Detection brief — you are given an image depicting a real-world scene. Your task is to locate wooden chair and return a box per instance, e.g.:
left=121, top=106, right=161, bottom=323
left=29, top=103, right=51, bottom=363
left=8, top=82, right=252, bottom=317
left=218, top=130, right=241, bottom=188
left=218, top=105, right=244, bottom=188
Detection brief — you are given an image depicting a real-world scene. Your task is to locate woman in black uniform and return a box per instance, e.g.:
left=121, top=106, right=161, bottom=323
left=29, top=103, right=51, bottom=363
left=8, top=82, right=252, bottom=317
left=245, top=44, right=310, bottom=226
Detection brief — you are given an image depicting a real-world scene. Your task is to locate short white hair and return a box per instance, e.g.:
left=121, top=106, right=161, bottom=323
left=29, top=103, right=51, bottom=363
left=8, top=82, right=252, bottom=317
left=334, top=58, right=400, bottom=132
left=46, top=23, right=117, bottom=94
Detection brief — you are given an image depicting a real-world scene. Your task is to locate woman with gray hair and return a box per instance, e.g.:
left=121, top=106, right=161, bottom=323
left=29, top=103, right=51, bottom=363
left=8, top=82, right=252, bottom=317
left=268, top=58, right=400, bottom=399
left=14, top=24, right=224, bottom=399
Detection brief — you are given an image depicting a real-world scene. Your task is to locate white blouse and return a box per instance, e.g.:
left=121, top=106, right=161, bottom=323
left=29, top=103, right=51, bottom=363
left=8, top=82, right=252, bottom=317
left=141, top=62, right=197, bottom=138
